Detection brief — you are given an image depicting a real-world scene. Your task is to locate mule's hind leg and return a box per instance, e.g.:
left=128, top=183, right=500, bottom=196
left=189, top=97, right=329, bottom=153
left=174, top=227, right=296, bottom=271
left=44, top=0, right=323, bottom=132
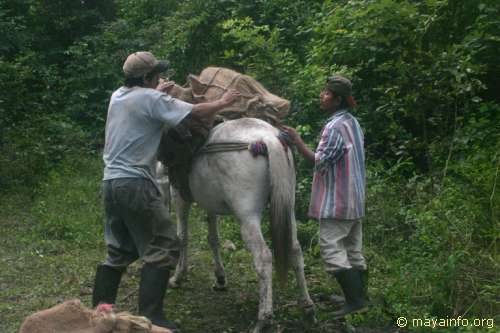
left=239, top=216, right=273, bottom=333
left=207, top=213, right=227, bottom=290
left=169, top=187, right=191, bottom=288
left=290, top=214, right=316, bottom=322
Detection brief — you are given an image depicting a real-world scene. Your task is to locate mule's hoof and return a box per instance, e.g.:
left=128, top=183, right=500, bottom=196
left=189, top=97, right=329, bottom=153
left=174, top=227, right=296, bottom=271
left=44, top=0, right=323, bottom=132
left=303, top=304, right=317, bottom=325
left=252, top=317, right=273, bottom=333
left=212, top=282, right=227, bottom=291
left=252, top=321, right=273, bottom=333
left=341, top=322, right=357, bottom=333
left=168, top=277, right=182, bottom=289
left=212, top=276, right=227, bottom=291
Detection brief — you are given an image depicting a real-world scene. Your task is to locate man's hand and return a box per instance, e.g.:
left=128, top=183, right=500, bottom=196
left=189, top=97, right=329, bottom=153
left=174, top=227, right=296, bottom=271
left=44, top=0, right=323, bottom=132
left=280, top=125, right=302, bottom=145
left=191, top=89, right=240, bottom=123
left=281, top=125, right=315, bottom=162
left=156, top=79, right=175, bottom=93
left=220, top=89, right=241, bottom=106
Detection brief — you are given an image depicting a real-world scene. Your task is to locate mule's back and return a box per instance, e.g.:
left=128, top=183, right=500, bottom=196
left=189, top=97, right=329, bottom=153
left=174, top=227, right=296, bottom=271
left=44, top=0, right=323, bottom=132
left=209, top=116, right=280, bottom=143
left=189, top=118, right=281, bottom=215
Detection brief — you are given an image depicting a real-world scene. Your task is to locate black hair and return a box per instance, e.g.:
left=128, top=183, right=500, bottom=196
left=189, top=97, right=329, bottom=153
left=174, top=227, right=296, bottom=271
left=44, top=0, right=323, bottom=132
left=326, top=88, right=351, bottom=109
left=123, top=66, right=163, bottom=88
left=124, top=76, right=144, bottom=87
left=338, top=96, right=350, bottom=109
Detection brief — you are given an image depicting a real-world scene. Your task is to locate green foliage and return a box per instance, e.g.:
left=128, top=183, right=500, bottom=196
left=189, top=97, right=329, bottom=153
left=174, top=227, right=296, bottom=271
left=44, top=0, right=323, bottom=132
left=0, top=114, right=90, bottom=189
left=0, top=0, right=116, bottom=191
left=1, top=0, right=498, bottom=329
left=115, top=0, right=178, bottom=25
left=295, top=220, right=320, bottom=258
left=304, top=0, right=498, bottom=174
left=365, top=155, right=499, bottom=325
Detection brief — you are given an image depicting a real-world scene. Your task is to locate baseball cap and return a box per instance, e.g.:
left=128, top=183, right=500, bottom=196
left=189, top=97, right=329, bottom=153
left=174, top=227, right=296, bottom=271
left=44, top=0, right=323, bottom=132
left=122, top=51, right=169, bottom=78
left=325, top=75, right=353, bottom=97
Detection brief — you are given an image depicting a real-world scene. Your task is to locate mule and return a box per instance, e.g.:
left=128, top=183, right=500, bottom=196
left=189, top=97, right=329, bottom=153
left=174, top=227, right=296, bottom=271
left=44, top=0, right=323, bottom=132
left=155, top=161, right=171, bottom=212
left=163, top=117, right=315, bottom=332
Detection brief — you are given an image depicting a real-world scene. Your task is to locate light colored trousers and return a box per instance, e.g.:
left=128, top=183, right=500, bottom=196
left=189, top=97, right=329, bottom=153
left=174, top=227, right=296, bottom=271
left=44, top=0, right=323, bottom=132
left=319, top=218, right=367, bottom=272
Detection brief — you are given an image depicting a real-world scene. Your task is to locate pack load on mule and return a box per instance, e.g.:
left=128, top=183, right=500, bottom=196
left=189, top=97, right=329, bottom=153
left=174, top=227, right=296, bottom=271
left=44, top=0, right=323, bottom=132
left=169, top=67, right=290, bottom=125
left=158, top=67, right=291, bottom=201
left=18, top=299, right=171, bottom=333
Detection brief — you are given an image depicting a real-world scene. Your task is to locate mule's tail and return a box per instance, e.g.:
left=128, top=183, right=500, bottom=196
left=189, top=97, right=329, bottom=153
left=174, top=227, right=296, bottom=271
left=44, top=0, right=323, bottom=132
left=266, top=138, right=295, bottom=285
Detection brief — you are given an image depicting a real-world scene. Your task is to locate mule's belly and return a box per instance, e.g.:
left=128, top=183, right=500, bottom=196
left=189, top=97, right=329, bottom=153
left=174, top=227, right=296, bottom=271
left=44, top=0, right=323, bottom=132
left=189, top=150, right=270, bottom=216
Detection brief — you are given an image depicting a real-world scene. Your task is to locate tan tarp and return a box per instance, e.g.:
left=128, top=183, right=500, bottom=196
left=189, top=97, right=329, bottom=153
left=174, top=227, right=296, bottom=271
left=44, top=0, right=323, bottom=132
left=18, top=299, right=171, bottom=333
left=169, top=67, right=290, bottom=126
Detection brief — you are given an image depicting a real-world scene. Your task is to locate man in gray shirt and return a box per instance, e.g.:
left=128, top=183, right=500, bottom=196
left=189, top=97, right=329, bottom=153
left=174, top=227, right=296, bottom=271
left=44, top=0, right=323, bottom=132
left=92, top=51, right=239, bottom=330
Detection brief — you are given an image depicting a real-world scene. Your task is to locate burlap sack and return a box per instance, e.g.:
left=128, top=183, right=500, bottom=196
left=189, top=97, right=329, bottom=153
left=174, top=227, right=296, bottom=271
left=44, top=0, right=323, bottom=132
left=169, top=67, right=290, bottom=126
left=18, top=300, right=171, bottom=333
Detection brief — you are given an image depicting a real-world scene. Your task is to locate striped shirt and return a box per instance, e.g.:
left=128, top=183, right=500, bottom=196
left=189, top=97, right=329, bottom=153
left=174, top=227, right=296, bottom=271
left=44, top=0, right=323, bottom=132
left=308, top=110, right=366, bottom=220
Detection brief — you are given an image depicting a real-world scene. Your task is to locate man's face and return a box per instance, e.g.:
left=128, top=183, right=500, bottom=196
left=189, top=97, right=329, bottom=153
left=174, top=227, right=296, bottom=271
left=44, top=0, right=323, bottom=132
left=319, top=89, right=336, bottom=111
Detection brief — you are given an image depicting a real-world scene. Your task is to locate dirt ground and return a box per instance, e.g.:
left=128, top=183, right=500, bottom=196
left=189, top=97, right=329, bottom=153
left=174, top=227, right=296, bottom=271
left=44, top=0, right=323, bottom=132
left=0, top=200, right=395, bottom=333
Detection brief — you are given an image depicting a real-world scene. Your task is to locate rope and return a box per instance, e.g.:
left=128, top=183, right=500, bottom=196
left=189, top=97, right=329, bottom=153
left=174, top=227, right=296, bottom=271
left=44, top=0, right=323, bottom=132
left=198, top=140, right=270, bottom=158
left=202, top=67, right=222, bottom=95
left=198, top=141, right=250, bottom=154
left=91, top=304, right=152, bottom=332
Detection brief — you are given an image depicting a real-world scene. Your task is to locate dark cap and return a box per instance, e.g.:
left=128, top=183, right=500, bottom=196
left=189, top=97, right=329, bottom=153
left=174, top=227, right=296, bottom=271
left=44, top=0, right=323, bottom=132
left=325, top=75, right=353, bottom=96
left=122, top=51, right=169, bottom=78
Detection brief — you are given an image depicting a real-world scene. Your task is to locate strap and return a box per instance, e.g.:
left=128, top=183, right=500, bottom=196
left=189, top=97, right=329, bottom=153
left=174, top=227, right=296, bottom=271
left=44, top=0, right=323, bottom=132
left=198, top=141, right=250, bottom=154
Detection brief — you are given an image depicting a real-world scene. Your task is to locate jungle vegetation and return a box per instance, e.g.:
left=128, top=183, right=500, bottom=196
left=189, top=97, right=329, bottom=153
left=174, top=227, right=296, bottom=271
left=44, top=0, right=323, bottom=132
left=0, top=0, right=498, bottom=332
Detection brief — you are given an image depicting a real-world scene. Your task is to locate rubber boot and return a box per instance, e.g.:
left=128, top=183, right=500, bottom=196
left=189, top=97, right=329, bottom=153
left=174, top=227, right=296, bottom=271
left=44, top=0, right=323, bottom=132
left=138, top=264, right=179, bottom=331
left=92, top=264, right=124, bottom=307
left=357, top=268, right=369, bottom=301
left=329, top=268, right=369, bottom=305
left=330, top=293, right=345, bottom=305
left=331, top=268, right=367, bottom=319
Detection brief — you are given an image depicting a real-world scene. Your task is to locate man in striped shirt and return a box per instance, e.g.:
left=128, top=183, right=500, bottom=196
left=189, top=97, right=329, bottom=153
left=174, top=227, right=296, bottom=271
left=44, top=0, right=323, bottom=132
left=283, top=75, right=368, bottom=319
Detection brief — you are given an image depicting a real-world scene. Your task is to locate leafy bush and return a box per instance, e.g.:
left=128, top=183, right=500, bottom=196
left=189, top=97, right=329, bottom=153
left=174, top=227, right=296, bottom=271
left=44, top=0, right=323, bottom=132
left=364, top=144, right=499, bottom=327
left=0, top=115, right=90, bottom=189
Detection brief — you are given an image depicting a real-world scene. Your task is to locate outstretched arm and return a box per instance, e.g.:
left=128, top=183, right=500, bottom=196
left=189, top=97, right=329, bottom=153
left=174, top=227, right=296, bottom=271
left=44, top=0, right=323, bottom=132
left=157, top=80, right=240, bottom=125
left=190, top=89, right=240, bottom=119
left=281, top=126, right=315, bottom=162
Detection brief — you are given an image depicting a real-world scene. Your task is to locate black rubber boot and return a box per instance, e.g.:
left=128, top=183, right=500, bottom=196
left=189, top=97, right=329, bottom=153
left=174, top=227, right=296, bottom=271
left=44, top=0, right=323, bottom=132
left=138, top=264, right=179, bottom=331
left=357, top=268, right=369, bottom=301
left=92, top=264, right=124, bottom=307
left=330, top=293, right=345, bottom=305
left=331, top=268, right=367, bottom=319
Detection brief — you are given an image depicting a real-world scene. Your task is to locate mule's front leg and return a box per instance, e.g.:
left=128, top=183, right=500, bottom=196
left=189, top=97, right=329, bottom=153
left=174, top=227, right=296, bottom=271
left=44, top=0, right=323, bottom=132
left=169, top=187, right=191, bottom=288
left=207, top=213, right=227, bottom=290
left=240, top=218, right=273, bottom=333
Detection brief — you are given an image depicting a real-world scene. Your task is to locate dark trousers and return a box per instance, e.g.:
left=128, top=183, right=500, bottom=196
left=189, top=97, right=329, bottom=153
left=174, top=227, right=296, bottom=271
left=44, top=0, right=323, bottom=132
left=102, top=178, right=179, bottom=269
